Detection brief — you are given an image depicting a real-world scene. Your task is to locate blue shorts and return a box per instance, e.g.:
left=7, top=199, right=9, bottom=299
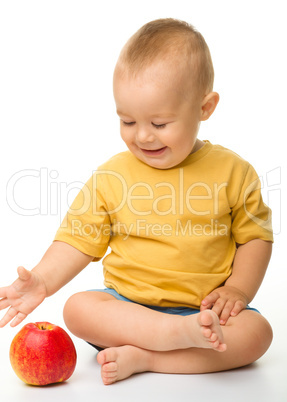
left=88, top=287, right=260, bottom=316
left=87, top=288, right=260, bottom=351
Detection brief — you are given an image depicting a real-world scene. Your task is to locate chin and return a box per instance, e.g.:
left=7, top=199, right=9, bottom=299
left=142, top=158, right=175, bottom=170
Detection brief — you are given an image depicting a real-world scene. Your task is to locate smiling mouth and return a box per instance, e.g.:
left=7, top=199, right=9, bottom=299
left=140, top=146, right=167, bottom=156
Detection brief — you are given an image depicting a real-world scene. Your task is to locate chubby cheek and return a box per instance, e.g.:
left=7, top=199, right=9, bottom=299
left=120, top=128, right=131, bottom=146
left=164, top=135, right=186, bottom=152
left=120, top=131, right=139, bottom=155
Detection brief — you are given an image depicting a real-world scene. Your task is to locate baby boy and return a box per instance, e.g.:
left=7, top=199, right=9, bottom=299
left=0, top=19, right=273, bottom=385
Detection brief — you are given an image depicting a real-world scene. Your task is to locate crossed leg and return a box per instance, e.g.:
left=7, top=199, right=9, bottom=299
left=63, top=291, right=273, bottom=385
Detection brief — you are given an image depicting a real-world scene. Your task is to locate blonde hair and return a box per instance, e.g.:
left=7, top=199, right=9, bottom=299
left=117, top=18, right=214, bottom=96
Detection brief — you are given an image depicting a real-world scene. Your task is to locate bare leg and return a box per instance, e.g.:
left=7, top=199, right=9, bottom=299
left=97, top=310, right=273, bottom=385
left=63, top=292, right=272, bottom=385
left=63, top=291, right=226, bottom=352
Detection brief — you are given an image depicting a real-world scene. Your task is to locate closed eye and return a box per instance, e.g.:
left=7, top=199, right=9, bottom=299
left=122, top=120, right=135, bottom=126
left=152, top=123, right=166, bottom=129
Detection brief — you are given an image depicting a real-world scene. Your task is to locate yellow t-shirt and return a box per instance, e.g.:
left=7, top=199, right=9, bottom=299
left=54, top=141, right=273, bottom=308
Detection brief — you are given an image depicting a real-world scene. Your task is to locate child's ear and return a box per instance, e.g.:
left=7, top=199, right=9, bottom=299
left=201, top=92, right=219, bottom=121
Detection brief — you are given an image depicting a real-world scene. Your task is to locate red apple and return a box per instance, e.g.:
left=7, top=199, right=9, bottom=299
left=9, top=322, right=77, bottom=386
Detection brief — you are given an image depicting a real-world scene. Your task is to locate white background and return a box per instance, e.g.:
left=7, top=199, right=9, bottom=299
left=0, top=1, right=286, bottom=401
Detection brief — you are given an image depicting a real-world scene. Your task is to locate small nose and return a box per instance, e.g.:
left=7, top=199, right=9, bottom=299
left=136, top=126, right=155, bottom=143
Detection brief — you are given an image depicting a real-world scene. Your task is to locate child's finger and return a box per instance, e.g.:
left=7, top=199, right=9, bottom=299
left=10, top=312, right=27, bottom=328
left=210, top=298, right=226, bottom=318
left=218, top=301, right=235, bottom=324
left=201, top=291, right=219, bottom=308
left=230, top=300, right=246, bottom=317
left=0, top=306, right=17, bottom=328
left=17, top=266, right=31, bottom=281
left=0, top=298, right=10, bottom=311
left=0, top=287, right=8, bottom=298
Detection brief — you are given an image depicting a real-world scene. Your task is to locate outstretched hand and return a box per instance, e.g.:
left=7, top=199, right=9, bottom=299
left=0, top=266, right=47, bottom=328
left=200, top=285, right=249, bottom=325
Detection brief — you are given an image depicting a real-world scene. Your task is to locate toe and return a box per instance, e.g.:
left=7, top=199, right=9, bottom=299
left=102, top=362, right=117, bottom=373
left=102, top=363, right=118, bottom=385
left=103, top=374, right=117, bottom=385
left=210, top=332, right=218, bottom=342
left=96, top=350, right=106, bottom=365
left=199, top=310, right=217, bottom=327
left=202, top=327, right=212, bottom=339
left=97, top=348, right=117, bottom=365
left=102, top=366, right=117, bottom=377
left=217, top=343, right=227, bottom=352
left=211, top=339, right=219, bottom=349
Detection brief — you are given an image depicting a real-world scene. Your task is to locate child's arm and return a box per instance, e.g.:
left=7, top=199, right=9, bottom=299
left=200, top=239, right=272, bottom=324
left=0, top=241, right=93, bottom=328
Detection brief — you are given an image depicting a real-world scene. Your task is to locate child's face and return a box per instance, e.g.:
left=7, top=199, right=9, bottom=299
left=113, top=62, right=204, bottom=169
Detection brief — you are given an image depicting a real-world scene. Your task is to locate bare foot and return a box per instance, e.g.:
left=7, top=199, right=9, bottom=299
left=194, top=310, right=227, bottom=352
left=96, top=311, right=226, bottom=385
left=97, top=345, right=152, bottom=385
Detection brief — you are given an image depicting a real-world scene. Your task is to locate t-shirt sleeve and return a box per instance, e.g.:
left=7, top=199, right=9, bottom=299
left=54, top=172, right=111, bottom=260
left=231, top=164, right=273, bottom=244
